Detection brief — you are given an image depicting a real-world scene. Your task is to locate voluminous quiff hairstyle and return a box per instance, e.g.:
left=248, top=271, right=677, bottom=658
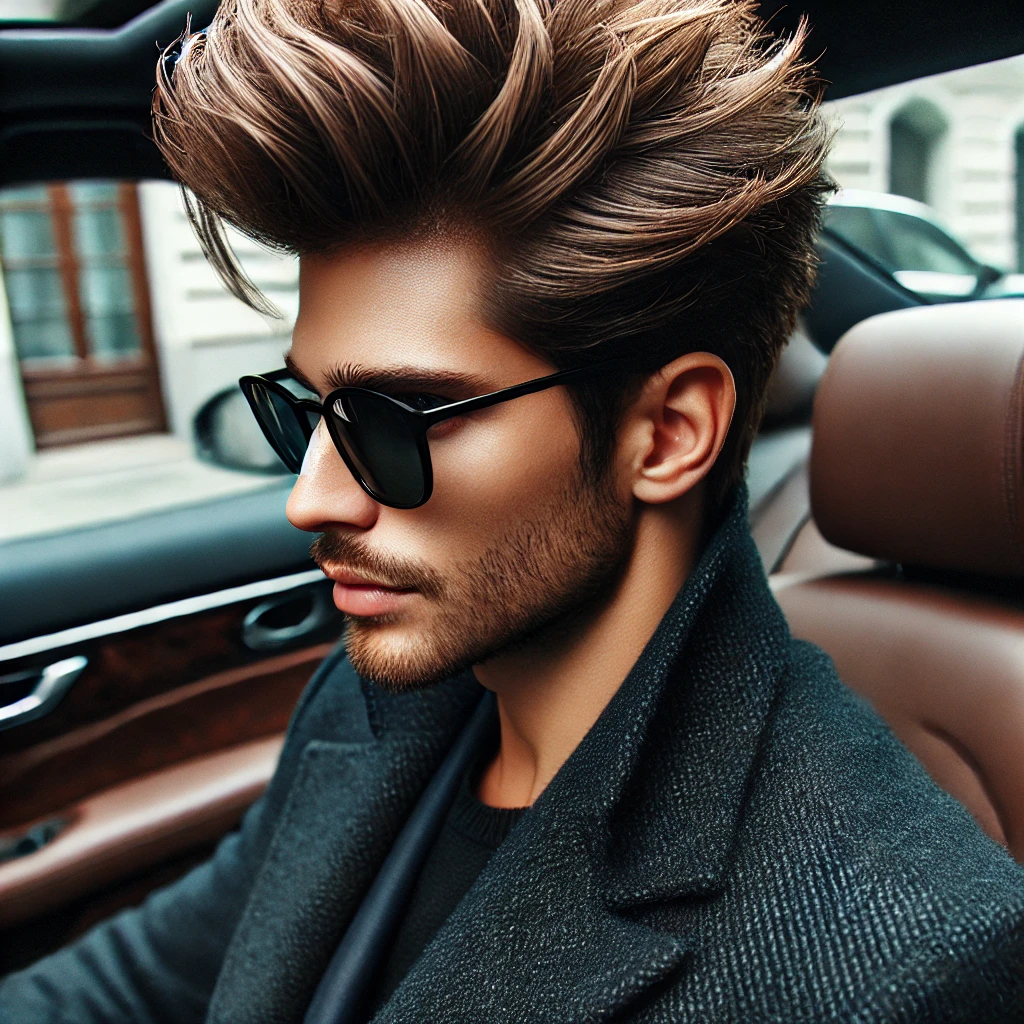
left=154, top=0, right=832, bottom=508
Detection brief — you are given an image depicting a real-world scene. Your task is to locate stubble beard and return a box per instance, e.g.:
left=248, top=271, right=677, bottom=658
left=311, top=463, right=635, bottom=693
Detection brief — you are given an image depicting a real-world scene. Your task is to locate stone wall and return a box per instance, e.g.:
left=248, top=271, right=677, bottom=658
left=824, top=54, right=1024, bottom=270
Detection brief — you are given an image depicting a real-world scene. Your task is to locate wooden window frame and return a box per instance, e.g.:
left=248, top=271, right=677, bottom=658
left=1, top=181, right=168, bottom=447
left=28, top=182, right=162, bottom=376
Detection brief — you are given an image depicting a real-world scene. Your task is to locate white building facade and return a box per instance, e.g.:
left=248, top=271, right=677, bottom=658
left=136, top=182, right=298, bottom=439
left=824, top=54, right=1024, bottom=271
left=1, top=51, right=1023, bottom=485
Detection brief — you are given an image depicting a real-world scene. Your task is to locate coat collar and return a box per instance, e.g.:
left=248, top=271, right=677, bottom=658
left=210, top=487, right=792, bottom=1024
left=534, top=483, right=790, bottom=904
left=374, top=487, right=793, bottom=1022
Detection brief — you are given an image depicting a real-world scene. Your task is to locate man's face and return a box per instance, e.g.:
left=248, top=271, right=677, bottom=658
left=286, top=239, right=636, bottom=691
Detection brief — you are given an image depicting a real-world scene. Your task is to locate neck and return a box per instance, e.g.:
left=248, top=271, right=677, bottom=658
left=473, top=497, right=701, bottom=808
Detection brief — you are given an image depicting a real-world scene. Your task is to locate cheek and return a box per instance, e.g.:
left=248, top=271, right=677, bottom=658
left=413, top=392, right=581, bottom=552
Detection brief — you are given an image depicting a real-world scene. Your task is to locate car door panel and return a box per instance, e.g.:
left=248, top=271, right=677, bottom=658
left=0, top=570, right=341, bottom=833
left=0, top=734, right=282, bottom=929
left=0, top=482, right=311, bottom=646
left=0, top=536, right=342, bottom=965
left=0, top=637, right=333, bottom=831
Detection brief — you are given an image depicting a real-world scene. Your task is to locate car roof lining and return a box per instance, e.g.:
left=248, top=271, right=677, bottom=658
left=1, top=0, right=1022, bottom=187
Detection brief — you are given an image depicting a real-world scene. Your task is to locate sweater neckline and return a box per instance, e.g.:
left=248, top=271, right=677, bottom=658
left=447, top=763, right=526, bottom=849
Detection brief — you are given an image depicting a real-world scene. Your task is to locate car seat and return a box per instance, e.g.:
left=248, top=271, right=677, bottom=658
left=768, top=299, right=1024, bottom=861
left=749, top=321, right=877, bottom=578
left=746, top=323, right=820, bottom=523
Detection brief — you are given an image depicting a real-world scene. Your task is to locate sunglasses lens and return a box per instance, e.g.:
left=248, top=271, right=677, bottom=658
left=329, top=392, right=427, bottom=507
left=245, top=380, right=312, bottom=473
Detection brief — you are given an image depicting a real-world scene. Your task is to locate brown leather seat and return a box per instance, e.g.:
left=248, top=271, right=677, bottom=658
left=770, top=299, right=1024, bottom=861
left=749, top=321, right=877, bottom=577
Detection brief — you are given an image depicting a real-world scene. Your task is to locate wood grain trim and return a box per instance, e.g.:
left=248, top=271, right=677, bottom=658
left=0, top=643, right=331, bottom=829
left=119, top=181, right=167, bottom=431
left=0, top=735, right=283, bottom=928
left=1, top=586, right=335, bottom=755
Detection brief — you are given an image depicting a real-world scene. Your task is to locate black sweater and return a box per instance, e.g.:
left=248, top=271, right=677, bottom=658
left=372, top=769, right=525, bottom=1010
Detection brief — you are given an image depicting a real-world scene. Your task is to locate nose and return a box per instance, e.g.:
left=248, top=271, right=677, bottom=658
left=286, top=420, right=380, bottom=533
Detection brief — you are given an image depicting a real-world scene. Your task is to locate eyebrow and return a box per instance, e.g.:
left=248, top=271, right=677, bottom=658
left=284, top=352, right=492, bottom=399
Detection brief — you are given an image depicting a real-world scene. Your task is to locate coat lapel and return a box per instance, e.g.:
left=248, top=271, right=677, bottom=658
left=207, top=736, right=433, bottom=1024
left=375, top=490, right=792, bottom=1022
left=373, top=790, right=690, bottom=1023
left=600, top=498, right=791, bottom=908
left=208, top=674, right=481, bottom=1024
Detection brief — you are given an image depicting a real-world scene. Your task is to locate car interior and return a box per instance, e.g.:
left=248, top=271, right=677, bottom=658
left=1, top=0, right=1023, bottom=975
left=757, top=298, right=1024, bottom=861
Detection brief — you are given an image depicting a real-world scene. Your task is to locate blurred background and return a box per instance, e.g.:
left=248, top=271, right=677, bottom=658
left=1, top=0, right=1023, bottom=542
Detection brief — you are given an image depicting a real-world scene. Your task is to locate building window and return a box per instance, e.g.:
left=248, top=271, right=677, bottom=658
left=889, top=100, right=948, bottom=207
left=0, top=181, right=166, bottom=447
left=0, top=182, right=149, bottom=365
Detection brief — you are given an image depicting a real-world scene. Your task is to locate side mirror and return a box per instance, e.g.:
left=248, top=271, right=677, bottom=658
left=193, top=386, right=291, bottom=475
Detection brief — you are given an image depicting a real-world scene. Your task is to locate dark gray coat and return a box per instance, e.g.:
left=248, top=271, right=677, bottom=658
left=3, top=492, right=1024, bottom=1022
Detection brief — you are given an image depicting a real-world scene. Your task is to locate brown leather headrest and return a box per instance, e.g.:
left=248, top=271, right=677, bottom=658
left=810, top=300, right=1024, bottom=577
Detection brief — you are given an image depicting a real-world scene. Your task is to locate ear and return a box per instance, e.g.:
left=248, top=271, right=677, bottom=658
left=626, top=352, right=736, bottom=505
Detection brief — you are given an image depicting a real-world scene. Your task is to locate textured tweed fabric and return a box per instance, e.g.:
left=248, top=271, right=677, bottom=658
left=372, top=761, right=525, bottom=1010
left=2, top=488, right=1023, bottom=1023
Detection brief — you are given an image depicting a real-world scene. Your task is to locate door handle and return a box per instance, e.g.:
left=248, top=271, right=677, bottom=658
left=242, top=584, right=339, bottom=652
left=0, top=655, right=88, bottom=731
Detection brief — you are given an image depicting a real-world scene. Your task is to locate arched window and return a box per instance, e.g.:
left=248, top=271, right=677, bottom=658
left=889, top=100, right=948, bottom=207
left=1015, top=125, right=1024, bottom=272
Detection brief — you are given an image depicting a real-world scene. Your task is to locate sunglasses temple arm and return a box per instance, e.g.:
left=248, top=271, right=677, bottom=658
left=421, top=360, right=633, bottom=425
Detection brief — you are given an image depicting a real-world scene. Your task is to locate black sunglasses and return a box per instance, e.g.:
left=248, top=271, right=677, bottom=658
left=239, top=359, right=632, bottom=509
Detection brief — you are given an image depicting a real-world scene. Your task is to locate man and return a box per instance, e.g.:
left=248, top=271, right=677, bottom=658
left=2, top=0, right=1023, bottom=1021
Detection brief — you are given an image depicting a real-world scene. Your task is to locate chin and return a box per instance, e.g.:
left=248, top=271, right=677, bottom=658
left=342, top=617, right=470, bottom=693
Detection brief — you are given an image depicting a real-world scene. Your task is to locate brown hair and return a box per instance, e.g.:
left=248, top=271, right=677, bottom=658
left=154, top=0, right=832, bottom=509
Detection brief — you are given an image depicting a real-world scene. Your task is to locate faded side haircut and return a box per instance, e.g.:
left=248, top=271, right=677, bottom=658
left=154, top=0, right=832, bottom=509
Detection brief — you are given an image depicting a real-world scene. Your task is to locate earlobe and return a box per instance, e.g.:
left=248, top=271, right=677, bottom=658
left=631, top=354, right=736, bottom=506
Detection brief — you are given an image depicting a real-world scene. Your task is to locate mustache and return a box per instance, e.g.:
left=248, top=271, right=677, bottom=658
left=310, top=532, right=444, bottom=599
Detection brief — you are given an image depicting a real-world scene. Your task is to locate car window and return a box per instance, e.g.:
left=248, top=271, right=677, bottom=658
left=822, top=205, right=891, bottom=267
left=0, top=179, right=296, bottom=543
left=824, top=53, right=1024, bottom=302
left=874, top=210, right=978, bottom=275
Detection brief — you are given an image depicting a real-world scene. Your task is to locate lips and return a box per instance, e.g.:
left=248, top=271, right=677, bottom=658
left=321, top=566, right=416, bottom=617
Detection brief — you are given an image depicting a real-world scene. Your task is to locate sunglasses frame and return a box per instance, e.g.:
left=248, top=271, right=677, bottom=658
left=239, top=357, right=635, bottom=509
